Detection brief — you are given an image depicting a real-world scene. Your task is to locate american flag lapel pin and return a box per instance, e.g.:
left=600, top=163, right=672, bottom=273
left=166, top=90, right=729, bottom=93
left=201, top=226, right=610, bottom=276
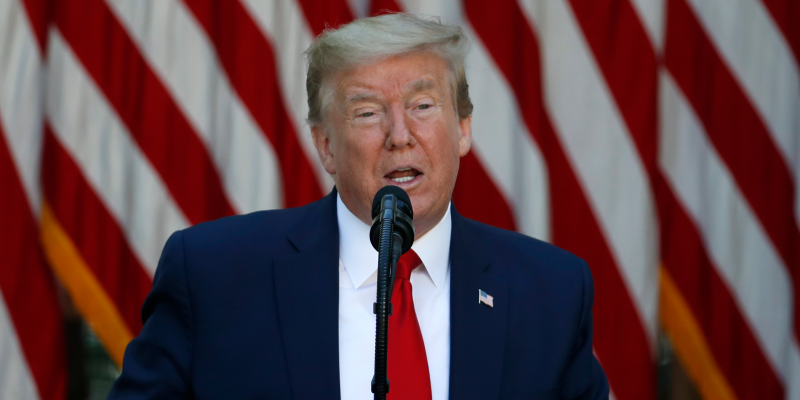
left=479, top=289, right=494, bottom=308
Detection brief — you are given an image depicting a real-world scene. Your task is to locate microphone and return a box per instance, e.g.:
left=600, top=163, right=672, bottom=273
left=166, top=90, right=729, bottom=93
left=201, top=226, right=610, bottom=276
left=370, top=185, right=415, bottom=306
left=370, top=185, right=415, bottom=255
left=369, top=185, right=414, bottom=399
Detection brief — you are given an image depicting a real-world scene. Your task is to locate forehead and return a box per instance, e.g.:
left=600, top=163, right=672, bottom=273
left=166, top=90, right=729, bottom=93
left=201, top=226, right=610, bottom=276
left=333, top=52, right=451, bottom=100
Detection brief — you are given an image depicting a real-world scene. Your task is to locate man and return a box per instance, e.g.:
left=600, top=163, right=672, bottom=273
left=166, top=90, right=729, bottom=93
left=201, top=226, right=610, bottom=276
left=109, top=13, right=608, bottom=400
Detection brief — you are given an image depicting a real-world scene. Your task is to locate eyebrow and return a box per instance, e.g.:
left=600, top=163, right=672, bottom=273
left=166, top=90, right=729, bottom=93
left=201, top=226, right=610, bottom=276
left=343, top=78, right=440, bottom=106
left=345, top=92, right=381, bottom=105
left=408, top=78, right=437, bottom=93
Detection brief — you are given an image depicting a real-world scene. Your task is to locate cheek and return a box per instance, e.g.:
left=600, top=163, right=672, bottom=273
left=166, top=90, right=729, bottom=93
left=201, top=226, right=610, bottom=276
left=338, top=130, right=383, bottom=175
left=417, top=124, right=461, bottom=183
left=434, top=121, right=463, bottom=161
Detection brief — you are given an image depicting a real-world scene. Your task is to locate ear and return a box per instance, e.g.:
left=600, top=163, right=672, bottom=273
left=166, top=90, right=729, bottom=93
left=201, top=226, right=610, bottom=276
left=458, top=115, right=472, bottom=157
left=311, top=124, right=337, bottom=175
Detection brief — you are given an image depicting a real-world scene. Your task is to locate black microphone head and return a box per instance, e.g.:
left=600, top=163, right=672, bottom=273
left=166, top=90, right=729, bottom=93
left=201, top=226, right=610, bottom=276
left=371, top=185, right=413, bottom=220
left=369, top=185, right=415, bottom=254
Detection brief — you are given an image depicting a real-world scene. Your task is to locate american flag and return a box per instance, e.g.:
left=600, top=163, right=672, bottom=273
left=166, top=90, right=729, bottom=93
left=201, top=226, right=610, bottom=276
left=479, top=289, right=494, bottom=308
left=1, top=0, right=798, bottom=399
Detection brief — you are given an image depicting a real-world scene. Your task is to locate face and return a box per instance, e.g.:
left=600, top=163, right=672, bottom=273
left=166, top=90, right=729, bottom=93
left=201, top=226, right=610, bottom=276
left=311, top=52, right=472, bottom=238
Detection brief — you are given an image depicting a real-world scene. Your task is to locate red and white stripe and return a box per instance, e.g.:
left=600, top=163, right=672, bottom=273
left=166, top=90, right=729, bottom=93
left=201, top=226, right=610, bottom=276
left=1, top=0, right=798, bottom=398
left=106, top=0, right=284, bottom=214
left=660, top=68, right=796, bottom=398
left=659, top=0, right=799, bottom=398
left=522, top=0, right=660, bottom=342
left=46, top=29, right=186, bottom=274
left=0, top=0, right=44, bottom=216
left=238, top=0, right=335, bottom=193
left=0, top=0, right=67, bottom=399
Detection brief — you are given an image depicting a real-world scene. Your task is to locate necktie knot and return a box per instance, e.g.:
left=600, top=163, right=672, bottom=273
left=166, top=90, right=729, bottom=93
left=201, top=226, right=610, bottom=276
left=395, top=249, right=422, bottom=280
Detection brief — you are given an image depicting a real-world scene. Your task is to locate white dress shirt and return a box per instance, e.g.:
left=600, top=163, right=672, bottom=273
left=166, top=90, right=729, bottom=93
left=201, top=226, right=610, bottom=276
left=337, top=193, right=451, bottom=400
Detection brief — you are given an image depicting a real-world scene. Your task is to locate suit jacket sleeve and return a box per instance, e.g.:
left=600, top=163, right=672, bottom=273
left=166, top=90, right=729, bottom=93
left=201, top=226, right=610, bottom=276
left=108, top=230, right=193, bottom=399
left=563, top=259, right=610, bottom=399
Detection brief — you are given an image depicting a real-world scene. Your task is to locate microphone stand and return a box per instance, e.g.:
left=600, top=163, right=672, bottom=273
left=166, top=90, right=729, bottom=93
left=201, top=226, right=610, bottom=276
left=372, top=199, right=399, bottom=400
left=370, top=188, right=414, bottom=400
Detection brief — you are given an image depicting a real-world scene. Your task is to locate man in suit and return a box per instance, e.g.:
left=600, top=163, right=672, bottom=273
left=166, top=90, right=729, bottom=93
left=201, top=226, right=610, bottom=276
left=109, top=13, right=608, bottom=400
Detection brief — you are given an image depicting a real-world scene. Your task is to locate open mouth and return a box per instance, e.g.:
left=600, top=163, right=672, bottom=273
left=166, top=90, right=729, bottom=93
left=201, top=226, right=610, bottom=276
left=385, top=167, right=422, bottom=184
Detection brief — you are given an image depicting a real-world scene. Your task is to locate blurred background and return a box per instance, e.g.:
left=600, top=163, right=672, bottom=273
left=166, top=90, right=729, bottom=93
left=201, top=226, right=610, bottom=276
left=1, top=0, right=798, bottom=399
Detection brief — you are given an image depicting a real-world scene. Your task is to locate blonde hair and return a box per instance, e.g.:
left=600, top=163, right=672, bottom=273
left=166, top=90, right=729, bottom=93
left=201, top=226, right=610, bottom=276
left=304, top=13, right=473, bottom=125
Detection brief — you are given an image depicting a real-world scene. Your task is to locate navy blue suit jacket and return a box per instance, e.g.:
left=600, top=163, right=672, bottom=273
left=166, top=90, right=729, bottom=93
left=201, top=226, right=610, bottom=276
left=109, top=189, right=609, bottom=399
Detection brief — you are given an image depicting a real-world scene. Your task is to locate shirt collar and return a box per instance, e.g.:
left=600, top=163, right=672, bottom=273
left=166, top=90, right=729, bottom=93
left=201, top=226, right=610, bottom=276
left=337, top=193, right=451, bottom=292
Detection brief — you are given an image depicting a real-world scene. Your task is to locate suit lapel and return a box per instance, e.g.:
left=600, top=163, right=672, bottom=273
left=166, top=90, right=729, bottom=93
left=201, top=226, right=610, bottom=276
left=271, top=195, right=510, bottom=399
left=274, top=190, right=341, bottom=400
left=448, top=206, right=509, bottom=399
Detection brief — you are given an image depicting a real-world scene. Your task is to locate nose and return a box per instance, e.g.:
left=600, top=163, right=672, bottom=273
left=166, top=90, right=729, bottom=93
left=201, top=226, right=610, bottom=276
left=384, top=102, right=417, bottom=149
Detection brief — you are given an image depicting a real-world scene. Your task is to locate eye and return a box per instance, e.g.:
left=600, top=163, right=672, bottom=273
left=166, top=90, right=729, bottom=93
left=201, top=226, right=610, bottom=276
left=359, top=112, right=375, bottom=118
left=417, top=104, right=432, bottom=110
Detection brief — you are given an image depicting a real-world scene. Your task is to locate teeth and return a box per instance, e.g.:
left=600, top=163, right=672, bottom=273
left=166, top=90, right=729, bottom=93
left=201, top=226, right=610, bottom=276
left=390, top=176, right=414, bottom=183
left=397, top=167, right=412, bottom=171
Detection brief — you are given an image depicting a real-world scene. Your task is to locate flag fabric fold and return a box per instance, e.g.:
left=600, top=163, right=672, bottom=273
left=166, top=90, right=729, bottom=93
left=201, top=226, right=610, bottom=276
left=1, top=0, right=798, bottom=398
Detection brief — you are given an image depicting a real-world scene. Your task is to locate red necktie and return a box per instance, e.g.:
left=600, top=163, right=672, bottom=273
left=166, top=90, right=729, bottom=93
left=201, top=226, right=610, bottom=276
left=387, top=249, right=433, bottom=399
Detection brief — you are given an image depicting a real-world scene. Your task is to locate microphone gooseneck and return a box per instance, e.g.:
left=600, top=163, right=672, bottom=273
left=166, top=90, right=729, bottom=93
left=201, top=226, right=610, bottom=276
left=369, top=186, right=414, bottom=399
